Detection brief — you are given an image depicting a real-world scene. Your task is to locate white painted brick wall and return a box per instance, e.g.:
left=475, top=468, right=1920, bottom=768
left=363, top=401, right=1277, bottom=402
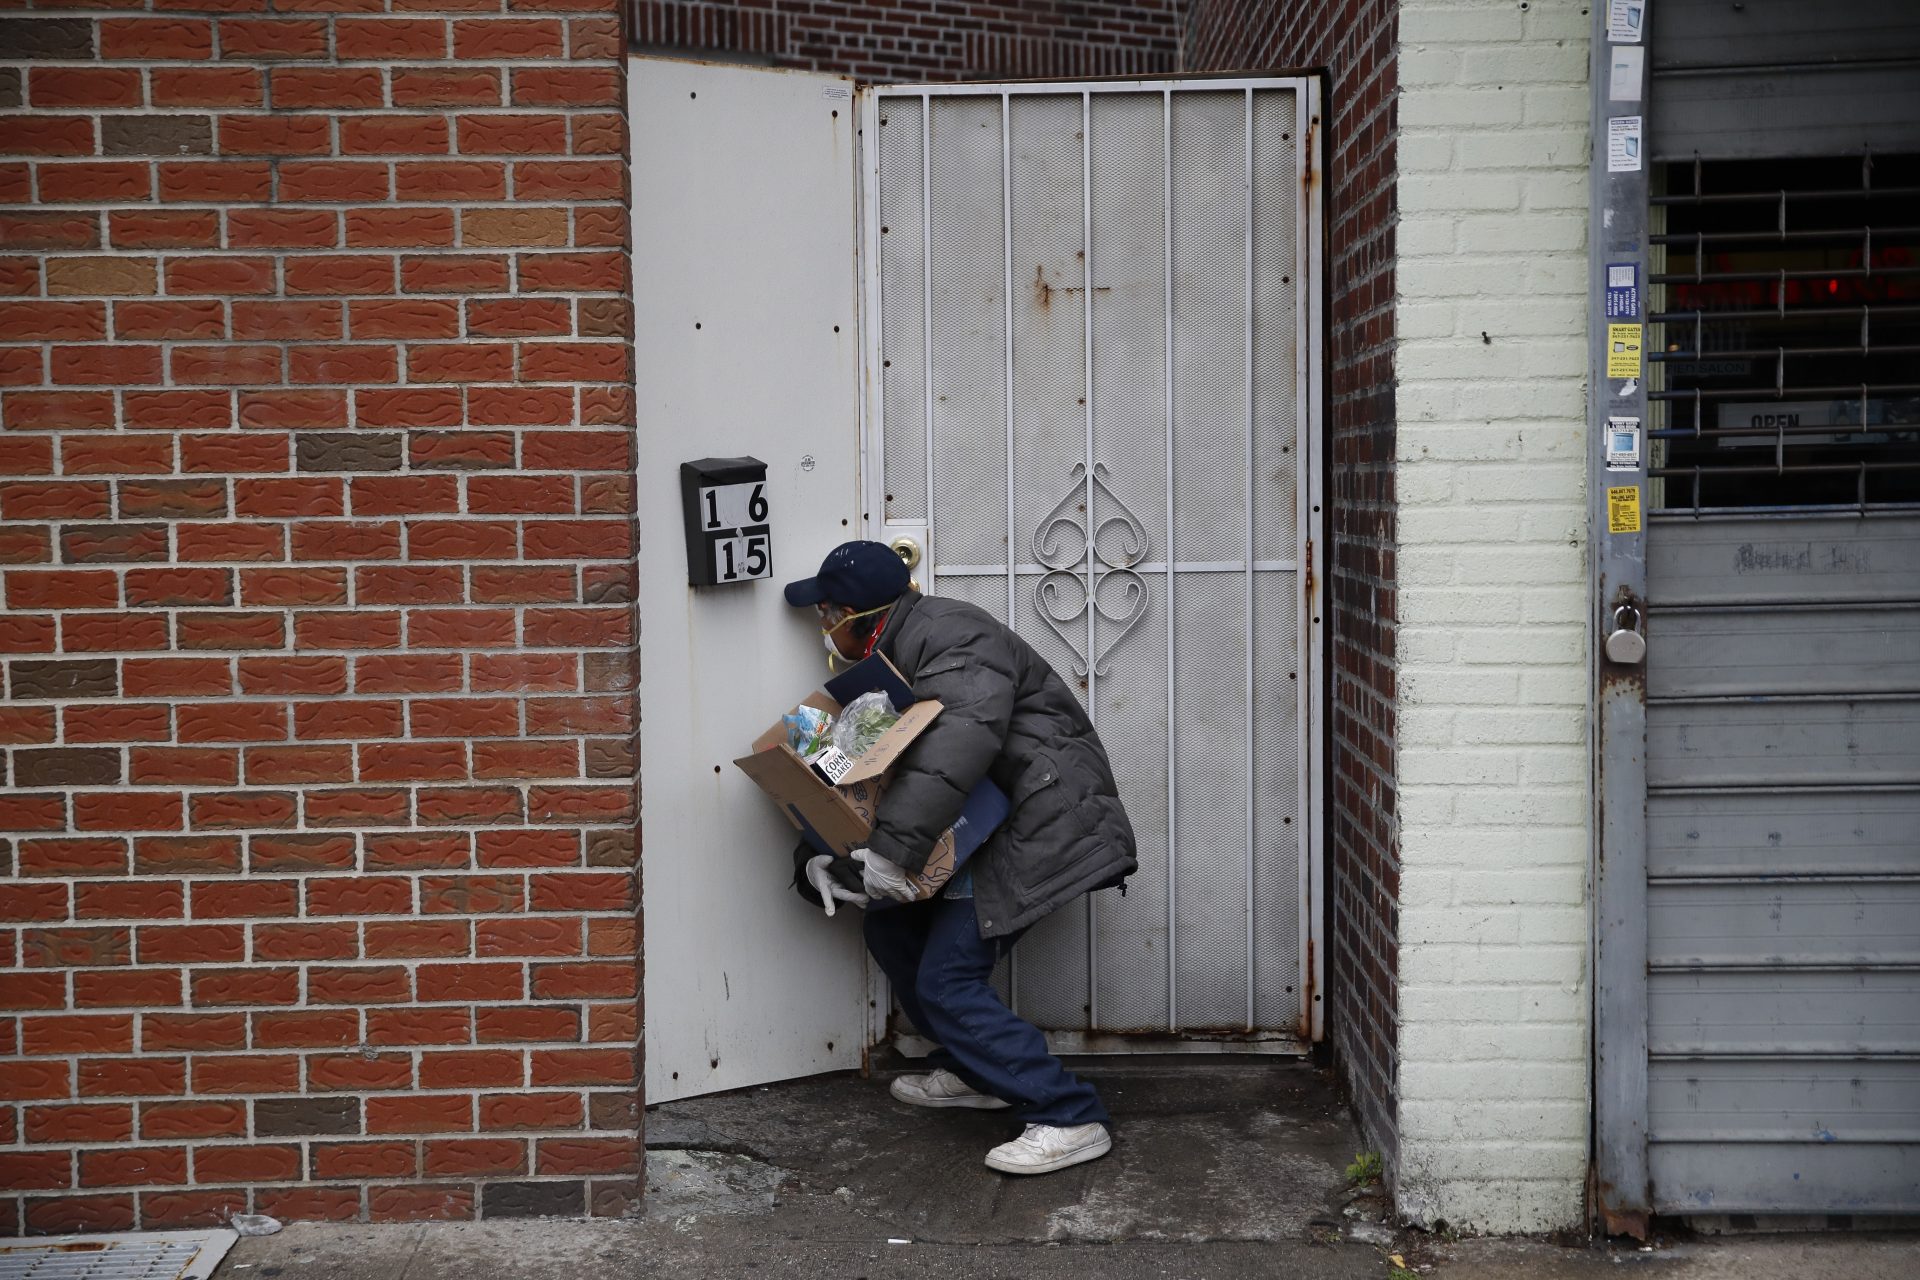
left=1392, top=0, right=1593, bottom=1235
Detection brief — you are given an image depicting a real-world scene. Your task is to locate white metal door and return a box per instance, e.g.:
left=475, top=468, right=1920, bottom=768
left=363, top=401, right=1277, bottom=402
left=632, top=57, right=868, bottom=1103
left=859, top=80, right=1325, bottom=1045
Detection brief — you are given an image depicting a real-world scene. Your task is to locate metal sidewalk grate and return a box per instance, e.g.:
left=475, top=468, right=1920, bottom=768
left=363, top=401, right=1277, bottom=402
left=0, top=1232, right=236, bottom=1280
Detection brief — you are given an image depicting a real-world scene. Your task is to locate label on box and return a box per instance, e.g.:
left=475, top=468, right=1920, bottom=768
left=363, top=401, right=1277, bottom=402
left=810, top=747, right=854, bottom=785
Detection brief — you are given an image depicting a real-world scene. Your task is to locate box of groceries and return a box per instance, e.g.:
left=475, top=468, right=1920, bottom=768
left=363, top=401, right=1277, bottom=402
left=733, top=654, right=1009, bottom=902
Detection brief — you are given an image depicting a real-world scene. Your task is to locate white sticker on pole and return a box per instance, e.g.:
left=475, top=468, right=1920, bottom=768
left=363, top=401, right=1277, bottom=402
left=1607, top=116, right=1644, bottom=173
left=1608, top=45, right=1645, bottom=101
left=1605, top=417, right=1642, bottom=472
left=1607, top=0, right=1645, bottom=42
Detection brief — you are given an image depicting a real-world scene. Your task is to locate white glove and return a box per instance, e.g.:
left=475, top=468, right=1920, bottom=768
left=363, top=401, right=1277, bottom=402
left=851, top=848, right=917, bottom=903
left=805, top=854, right=869, bottom=917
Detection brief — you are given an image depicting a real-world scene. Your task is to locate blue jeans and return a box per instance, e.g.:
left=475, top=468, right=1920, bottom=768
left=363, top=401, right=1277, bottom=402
left=863, top=896, right=1109, bottom=1128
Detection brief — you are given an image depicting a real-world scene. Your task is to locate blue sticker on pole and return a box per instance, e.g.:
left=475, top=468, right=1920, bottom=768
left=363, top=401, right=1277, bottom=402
left=1605, top=262, right=1639, bottom=318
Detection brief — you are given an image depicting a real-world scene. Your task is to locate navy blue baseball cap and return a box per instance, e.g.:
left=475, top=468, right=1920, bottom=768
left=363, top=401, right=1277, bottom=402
left=784, top=541, right=910, bottom=610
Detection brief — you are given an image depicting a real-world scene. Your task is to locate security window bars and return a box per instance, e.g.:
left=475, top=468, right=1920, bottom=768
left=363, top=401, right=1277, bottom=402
left=1649, top=152, right=1920, bottom=510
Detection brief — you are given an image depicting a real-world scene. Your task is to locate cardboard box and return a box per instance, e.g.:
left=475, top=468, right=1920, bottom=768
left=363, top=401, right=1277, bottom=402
left=733, top=655, right=1009, bottom=902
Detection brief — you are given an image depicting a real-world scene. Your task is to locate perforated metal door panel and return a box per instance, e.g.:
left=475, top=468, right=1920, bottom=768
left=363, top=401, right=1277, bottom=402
left=861, top=78, right=1324, bottom=1044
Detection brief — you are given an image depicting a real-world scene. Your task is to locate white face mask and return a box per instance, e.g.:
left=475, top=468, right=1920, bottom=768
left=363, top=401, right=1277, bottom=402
left=817, top=602, right=892, bottom=672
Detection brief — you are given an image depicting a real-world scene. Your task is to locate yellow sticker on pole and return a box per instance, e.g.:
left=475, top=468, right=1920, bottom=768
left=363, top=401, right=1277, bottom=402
left=1606, top=323, right=1643, bottom=377
left=1607, top=485, right=1642, bottom=534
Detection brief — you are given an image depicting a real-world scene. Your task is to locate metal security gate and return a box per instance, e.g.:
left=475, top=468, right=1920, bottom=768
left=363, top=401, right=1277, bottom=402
left=858, top=79, right=1325, bottom=1047
left=1641, top=508, right=1920, bottom=1216
left=1590, top=2, right=1920, bottom=1227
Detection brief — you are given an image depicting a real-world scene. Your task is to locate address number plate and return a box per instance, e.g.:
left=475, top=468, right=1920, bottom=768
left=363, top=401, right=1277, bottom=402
left=699, top=480, right=771, bottom=583
left=710, top=530, right=771, bottom=583
left=699, top=480, right=768, bottom=534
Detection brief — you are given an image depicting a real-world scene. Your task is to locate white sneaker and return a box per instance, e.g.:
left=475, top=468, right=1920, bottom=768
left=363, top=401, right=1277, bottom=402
left=984, top=1122, right=1112, bottom=1175
left=888, top=1068, right=1011, bottom=1110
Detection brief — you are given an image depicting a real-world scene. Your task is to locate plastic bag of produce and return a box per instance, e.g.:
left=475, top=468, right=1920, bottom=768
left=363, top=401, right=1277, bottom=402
left=830, top=691, right=901, bottom=760
left=782, top=705, right=833, bottom=757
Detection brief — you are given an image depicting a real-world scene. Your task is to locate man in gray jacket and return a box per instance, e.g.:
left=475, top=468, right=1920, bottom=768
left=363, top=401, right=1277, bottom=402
left=786, top=541, right=1138, bottom=1176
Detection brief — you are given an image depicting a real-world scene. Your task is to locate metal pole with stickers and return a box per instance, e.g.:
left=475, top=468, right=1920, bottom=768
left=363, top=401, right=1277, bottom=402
left=1590, top=0, right=1655, bottom=1240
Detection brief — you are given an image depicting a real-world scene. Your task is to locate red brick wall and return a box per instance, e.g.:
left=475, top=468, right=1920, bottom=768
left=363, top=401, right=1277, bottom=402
left=629, top=0, right=1181, bottom=81
left=1186, top=0, right=1402, bottom=1166
left=0, top=1, right=639, bottom=1233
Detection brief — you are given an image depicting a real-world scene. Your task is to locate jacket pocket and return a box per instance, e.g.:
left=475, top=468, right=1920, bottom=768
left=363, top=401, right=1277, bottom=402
left=1011, top=751, right=1062, bottom=804
left=1005, top=751, right=1079, bottom=869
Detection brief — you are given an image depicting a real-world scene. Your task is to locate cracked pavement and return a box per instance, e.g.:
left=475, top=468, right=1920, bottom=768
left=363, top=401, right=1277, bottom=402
left=218, top=1057, right=1920, bottom=1279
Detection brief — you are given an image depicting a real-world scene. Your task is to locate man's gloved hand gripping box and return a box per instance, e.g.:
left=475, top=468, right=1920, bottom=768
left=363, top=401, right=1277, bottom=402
left=733, top=654, right=1010, bottom=902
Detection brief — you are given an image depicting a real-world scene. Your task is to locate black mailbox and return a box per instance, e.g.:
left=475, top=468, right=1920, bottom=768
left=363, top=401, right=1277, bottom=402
left=680, top=456, right=771, bottom=587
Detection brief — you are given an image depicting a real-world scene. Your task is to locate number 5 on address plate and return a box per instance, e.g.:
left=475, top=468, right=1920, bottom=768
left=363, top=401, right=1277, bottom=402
left=713, top=531, right=771, bottom=582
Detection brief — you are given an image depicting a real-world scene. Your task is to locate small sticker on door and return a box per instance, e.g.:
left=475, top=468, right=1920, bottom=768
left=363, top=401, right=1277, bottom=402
left=822, top=84, right=851, bottom=99
left=1607, top=485, right=1642, bottom=534
left=1607, top=323, right=1643, bottom=377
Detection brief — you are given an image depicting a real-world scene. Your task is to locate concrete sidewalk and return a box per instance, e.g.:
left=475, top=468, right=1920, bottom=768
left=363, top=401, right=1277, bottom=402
left=218, top=1219, right=1920, bottom=1279
left=219, top=1059, right=1918, bottom=1278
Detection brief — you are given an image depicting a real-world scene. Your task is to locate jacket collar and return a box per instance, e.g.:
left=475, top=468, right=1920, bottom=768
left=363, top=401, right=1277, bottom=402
left=874, top=589, right=921, bottom=660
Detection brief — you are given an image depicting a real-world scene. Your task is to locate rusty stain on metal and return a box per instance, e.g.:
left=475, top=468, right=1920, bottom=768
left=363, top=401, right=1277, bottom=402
left=1589, top=1161, right=1654, bottom=1239
left=1030, top=264, right=1110, bottom=311
left=1299, top=936, right=1317, bottom=1042
left=1301, top=114, right=1319, bottom=204
left=1598, top=1194, right=1651, bottom=1241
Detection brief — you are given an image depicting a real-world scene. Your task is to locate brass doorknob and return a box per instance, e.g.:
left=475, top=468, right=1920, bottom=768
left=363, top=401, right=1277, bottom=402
left=890, top=536, right=922, bottom=569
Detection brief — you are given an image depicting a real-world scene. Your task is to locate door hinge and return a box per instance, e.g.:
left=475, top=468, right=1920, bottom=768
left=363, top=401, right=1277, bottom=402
left=1302, top=539, right=1314, bottom=599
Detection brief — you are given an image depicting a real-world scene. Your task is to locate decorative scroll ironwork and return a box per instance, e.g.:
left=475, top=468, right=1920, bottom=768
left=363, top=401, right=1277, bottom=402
left=1033, top=462, right=1150, bottom=678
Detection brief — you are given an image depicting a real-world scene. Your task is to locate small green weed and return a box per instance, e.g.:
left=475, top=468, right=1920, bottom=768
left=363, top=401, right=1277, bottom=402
left=1389, top=1270, right=1419, bottom=1280
left=1345, top=1150, right=1383, bottom=1185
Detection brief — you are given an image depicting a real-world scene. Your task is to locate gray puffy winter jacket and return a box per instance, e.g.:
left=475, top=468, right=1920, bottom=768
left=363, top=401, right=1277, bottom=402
left=849, top=590, right=1138, bottom=938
